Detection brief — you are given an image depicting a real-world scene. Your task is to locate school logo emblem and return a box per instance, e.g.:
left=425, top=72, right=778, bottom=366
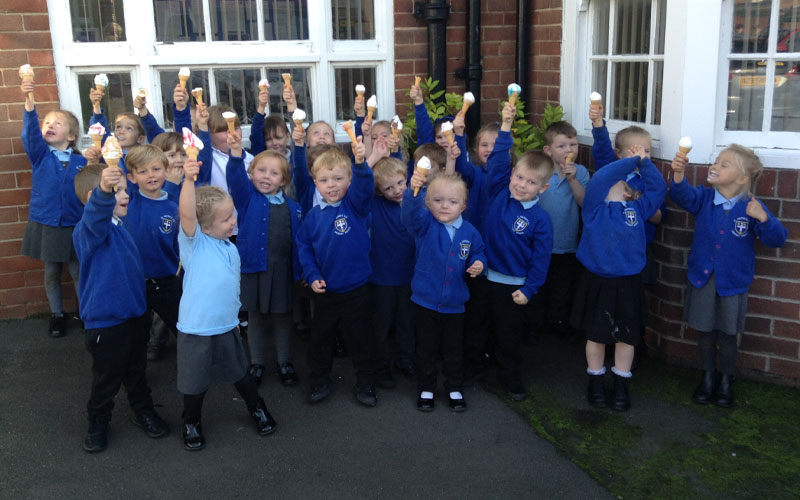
left=334, top=215, right=350, bottom=235
left=623, top=208, right=638, bottom=227
left=459, top=240, right=471, bottom=260
left=513, top=216, right=529, bottom=234
left=732, top=217, right=749, bottom=237
left=160, top=215, right=175, bottom=234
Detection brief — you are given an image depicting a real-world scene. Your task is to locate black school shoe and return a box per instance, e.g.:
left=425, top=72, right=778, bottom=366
left=691, top=371, right=716, bottom=404
left=250, top=399, right=277, bottom=435
left=714, top=374, right=735, bottom=408
left=587, top=374, right=607, bottom=409
left=309, top=380, right=332, bottom=403
left=83, top=416, right=108, bottom=453
left=49, top=313, right=66, bottom=338
left=611, top=374, right=631, bottom=412
left=277, top=363, right=299, bottom=386
left=448, top=394, right=467, bottom=412
left=353, top=384, right=377, bottom=407
left=249, top=364, right=265, bottom=387
left=182, top=421, right=205, bottom=451
left=416, top=394, right=434, bottom=412
left=131, top=409, right=170, bottom=438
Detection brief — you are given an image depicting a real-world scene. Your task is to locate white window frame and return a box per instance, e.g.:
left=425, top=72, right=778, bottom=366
left=563, top=0, right=800, bottom=169
left=46, top=0, right=395, bottom=146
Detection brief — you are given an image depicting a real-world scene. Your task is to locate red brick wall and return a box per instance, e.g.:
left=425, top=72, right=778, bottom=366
left=393, top=0, right=562, bottom=126
left=0, top=3, right=77, bottom=319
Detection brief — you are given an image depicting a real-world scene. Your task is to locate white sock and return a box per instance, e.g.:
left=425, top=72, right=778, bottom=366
left=449, top=391, right=463, bottom=400
left=420, top=391, right=434, bottom=400
left=612, top=366, right=632, bottom=378
left=587, top=366, right=606, bottom=376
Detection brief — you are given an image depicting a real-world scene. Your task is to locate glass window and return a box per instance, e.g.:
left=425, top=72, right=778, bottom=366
left=726, top=0, right=800, bottom=132
left=590, top=0, right=665, bottom=125
left=265, top=68, right=314, bottom=121
left=153, top=0, right=205, bottom=42
left=333, top=67, right=376, bottom=121
left=70, top=0, right=126, bottom=42
left=264, top=0, right=309, bottom=40
left=158, top=69, right=210, bottom=130
left=215, top=69, right=261, bottom=124
left=77, top=72, right=133, bottom=130
left=210, top=0, right=258, bottom=41
left=332, top=0, right=374, bottom=40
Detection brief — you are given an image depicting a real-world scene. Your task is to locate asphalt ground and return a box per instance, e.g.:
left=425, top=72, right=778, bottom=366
left=0, top=317, right=610, bottom=499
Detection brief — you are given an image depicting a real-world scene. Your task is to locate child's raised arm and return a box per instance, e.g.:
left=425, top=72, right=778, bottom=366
left=21, top=80, right=34, bottom=112
left=670, top=151, right=688, bottom=184
left=445, top=140, right=459, bottom=175
left=180, top=158, right=200, bottom=237
left=283, top=85, right=297, bottom=113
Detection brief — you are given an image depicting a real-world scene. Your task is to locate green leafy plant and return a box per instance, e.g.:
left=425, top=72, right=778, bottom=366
left=505, top=100, right=564, bottom=157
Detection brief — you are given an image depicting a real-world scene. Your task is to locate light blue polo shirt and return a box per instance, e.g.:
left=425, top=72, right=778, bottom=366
left=538, top=164, right=590, bottom=254
left=177, top=227, right=241, bottom=336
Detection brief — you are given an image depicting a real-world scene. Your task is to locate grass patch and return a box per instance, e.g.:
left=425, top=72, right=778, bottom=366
left=494, top=361, right=800, bottom=499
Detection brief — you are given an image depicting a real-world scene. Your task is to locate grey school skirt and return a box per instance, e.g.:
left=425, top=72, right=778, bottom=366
left=684, top=273, right=748, bottom=336
left=176, top=328, right=248, bottom=395
left=21, top=221, right=76, bottom=262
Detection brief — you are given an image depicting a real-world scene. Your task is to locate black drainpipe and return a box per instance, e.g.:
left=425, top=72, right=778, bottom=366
left=413, top=2, right=450, bottom=105
left=464, top=0, right=482, bottom=140
left=515, top=0, right=530, bottom=106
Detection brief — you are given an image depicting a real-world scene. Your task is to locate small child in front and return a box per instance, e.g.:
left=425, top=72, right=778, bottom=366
left=484, top=102, right=554, bottom=401
left=73, top=164, right=169, bottom=453
left=670, top=145, right=787, bottom=407
left=402, top=172, right=485, bottom=412
left=176, top=159, right=277, bottom=451
left=19, top=78, right=86, bottom=337
left=296, top=145, right=381, bottom=407
left=571, top=145, right=666, bottom=412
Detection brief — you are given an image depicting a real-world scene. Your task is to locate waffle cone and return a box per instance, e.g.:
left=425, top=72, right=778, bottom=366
left=191, top=89, right=203, bottom=105
left=281, top=73, right=292, bottom=89
left=366, top=107, right=376, bottom=124
left=90, top=134, right=102, bottom=150
left=414, top=76, right=421, bottom=87
left=509, top=91, right=519, bottom=107
left=178, top=75, right=188, bottom=89
left=390, top=128, right=401, bottom=152
left=412, top=166, right=430, bottom=197
left=293, top=119, right=304, bottom=130
left=679, top=146, right=692, bottom=155
left=343, top=124, right=358, bottom=145
left=22, top=76, right=34, bottom=101
left=443, top=129, right=454, bottom=145
left=225, top=117, right=236, bottom=133
left=460, top=101, right=472, bottom=116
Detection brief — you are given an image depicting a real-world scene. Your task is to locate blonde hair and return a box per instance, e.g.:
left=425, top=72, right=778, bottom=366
left=311, top=148, right=351, bottom=178
left=426, top=173, right=468, bottom=204
left=372, top=157, right=407, bottom=194
left=125, top=144, right=168, bottom=173
left=74, top=163, right=106, bottom=204
left=723, top=143, right=763, bottom=197
left=45, top=110, right=80, bottom=150
left=515, top=150, right=555, bottom=184
left=195, top=186, right=230, bottom=228
left=250, top=150, right=292, bottom=186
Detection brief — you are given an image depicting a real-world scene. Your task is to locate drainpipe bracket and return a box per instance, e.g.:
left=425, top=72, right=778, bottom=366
left=454, top=64, right=482, bottom=81
left=413, top=2, right=450, bottom=22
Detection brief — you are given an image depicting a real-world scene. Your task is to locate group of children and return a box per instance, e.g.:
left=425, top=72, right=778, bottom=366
left=19, top=72, right=787, bottom=453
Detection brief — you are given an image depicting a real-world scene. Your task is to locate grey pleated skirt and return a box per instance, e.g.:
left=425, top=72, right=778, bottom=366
left=177, top=328, right=248, bottom=395
left=684, top=273, right=748, bottom=336
left=21, top=221, right=76, bottom=262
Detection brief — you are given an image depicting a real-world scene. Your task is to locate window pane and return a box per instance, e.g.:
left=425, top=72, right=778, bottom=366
left=611, top=61, right=648, bottom=121
left=334, top=68, right=377, bottom=121
left=70, top=0, right=126, bottom=42
left=650, top=61, right=663, bottom=124
left=332, top=0, right=374, bottom=40
left=265, top=68, right=313, bottom=122
left=654, top=0, right=667, bottom=55
left=771, top=60, right=800, bottom=131
left=726, top=59, right=765, bottom=131
left=264, top=0, right=309, bottom=40
left=731, top=0, right=772, bottom=54
left=210, top=0, right=258, bottom=41
left=215, top=69, right=261, bottom=125
left=159, top=69, right=210, bottom=130
left=777, top=0, right=800, bottom=53
left=614, top=0, right=651, bottom=55
left=592, top=61, right=608, bottom=109
left=77, top=73, right=132, bottom=132
left=153, top=0, right=205, bottom=42
left=593, top=0, right=610, bottom=55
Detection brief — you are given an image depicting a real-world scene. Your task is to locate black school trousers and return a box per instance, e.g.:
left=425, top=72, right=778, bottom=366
left=413, top=303, right=464, bottom=392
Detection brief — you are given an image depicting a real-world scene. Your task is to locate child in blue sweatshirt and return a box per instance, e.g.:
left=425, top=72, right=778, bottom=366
left=226, top=133, right=303, bottom=388
left=296, top=144, right=381, bottom=407
left=123, top=145, right=182, bottom=361
left=85, top=87, right=146, bottom=174
left=72, top=164, right=169, bottom=453
left=572, top=145, right=666, bottom=412
left=402, top=172, right=486, bottom=413
left=369, top=157, right=417, bottom=385
left=670, top=145, right=787, bottom=408
left=19, top=79, right=86, bottom=337
left=484, top=102, right=554, bottom=401
left=176, top=159, right=277, bottom=451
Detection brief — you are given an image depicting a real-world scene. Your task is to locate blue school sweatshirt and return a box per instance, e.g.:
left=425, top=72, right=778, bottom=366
left=296, top=162, right=373, bottom=293
left=577, top=156, right=666, bottom=278
left=22, top=109, right=87, bottom=227
left=73, top=188, right=146, bottom=329
left=369, top=196, right=416, bottom=286
left=291, top=145, right=317, bottom=214
left=454, top=133, right=490, bottom=234
left=400, top=187, right=485, bottom=314
left=484, top=137, right=554, bottom=299
left=140, top=112, right=165, bottom=144
left=124, top=189, right=180, bottom=279
left=591, top=123, right=663, bottom=243
left=669, top=179, right=787, bottom=296
left=226, top=153, right=303, bottom=276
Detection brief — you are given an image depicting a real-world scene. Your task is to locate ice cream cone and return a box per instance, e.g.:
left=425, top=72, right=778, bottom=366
left=679, top=145, right=691, bottom=155
left=96, top=84, right=105, bottom=94
left=460, top=101, right=472, bottom=116
left=90, top=134, right=102, bottom=150
left=293, top=119, right=304, bottom=130
left=366, top=106, right=376, bottom=124
left=191, top=88, right=203, bottom=105
left=19, top=66, right=35, bottom=101
left=565, top=152, right=576, bottom=164
left=390, top=128, right=401, bottom=152
left=185, top=146, right=200, bottom=180
left=509, top=91, right=519, bottom=107
left=678, top=137, right=693, bottom=157
left=178, top=75, right=189, bottom=89
left=414, top=76, right=421, bottom=87
left=282, top=73, right=292, bottom=89
left=443, top=129, right=454, bottom=145
left=413, top=157, right=432, bottom=197
left=22, top=77, right=34, bottom=101
left=342, top=120, right=358, bottom=146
